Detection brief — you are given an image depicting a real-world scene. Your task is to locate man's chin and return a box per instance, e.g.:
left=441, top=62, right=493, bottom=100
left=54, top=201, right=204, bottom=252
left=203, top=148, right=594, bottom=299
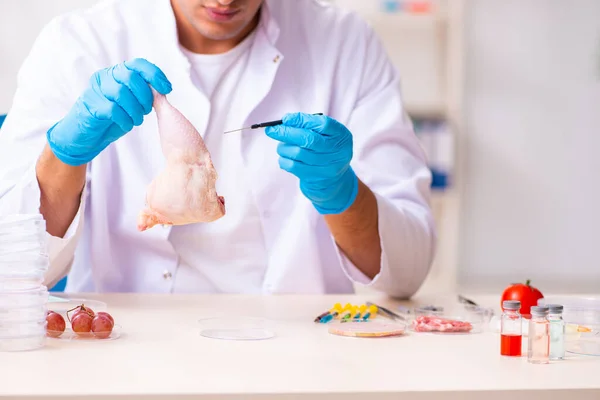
left=195, top=25, right=248, bottom=42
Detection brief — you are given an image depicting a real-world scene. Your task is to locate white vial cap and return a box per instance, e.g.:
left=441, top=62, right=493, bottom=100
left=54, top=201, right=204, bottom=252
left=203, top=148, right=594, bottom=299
left=502, top=300, right=521, bottom=310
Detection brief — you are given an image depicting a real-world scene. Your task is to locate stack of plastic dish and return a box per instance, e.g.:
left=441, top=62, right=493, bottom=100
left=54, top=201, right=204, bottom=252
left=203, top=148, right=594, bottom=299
left=0, top=214, right=49, bottom=351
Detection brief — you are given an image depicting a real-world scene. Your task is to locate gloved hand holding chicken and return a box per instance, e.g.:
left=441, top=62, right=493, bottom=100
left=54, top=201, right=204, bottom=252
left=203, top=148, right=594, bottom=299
left=47, top=58, right=172, bottom=166
left=265, top=112, right=359, bottom=214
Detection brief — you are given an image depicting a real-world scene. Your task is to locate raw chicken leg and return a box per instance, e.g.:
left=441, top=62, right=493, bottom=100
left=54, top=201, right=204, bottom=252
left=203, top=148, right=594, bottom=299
left=137, top=90, right=226, bottom=231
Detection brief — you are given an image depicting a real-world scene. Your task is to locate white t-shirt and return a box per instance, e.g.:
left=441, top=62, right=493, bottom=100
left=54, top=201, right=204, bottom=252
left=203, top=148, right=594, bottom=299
left=168, top=30, right=268, bottom=293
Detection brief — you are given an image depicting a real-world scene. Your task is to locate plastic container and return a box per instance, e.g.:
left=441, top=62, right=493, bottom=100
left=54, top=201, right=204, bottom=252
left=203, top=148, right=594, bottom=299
left=0, top=304, right=47, bottom=321
left=0, top=228, right=46, bottom=240
left=460, top=305, right=492, bottom=333
left=0, top=214, right=45, bottom=233
left=198, top=317, right=275, bottom=340
left=0, top=335, right=46, bottom=352
left=0, top=235, right=47, bottom=256
left=413, top=305, right=445, bottom=318
left=410, top=304, right=486, bottom=334
left=47, top=322, right=122, bottom=341
left=0, top=287, right=49, bottom=309
left=0, top=214, right=49, bottom=352
left=46, top=298, right=107, bottom=315
left=0, top=274, right=45, bottom=291
left=0, top=253, right=49, bottom=273
left=44, top=298, right=120, bottom=341
left=538, top=297, right=600, bottom=356
left=0, top=319, right=47, bottom=338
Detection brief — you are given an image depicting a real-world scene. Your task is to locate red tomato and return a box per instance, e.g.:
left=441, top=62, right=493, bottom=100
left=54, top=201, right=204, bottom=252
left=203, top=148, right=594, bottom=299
left=501, top=280, right=544, bottom=318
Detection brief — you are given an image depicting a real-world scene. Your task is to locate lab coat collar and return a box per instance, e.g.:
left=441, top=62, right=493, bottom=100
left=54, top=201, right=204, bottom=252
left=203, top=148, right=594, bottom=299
left=154, top=0, right=282, bottom=71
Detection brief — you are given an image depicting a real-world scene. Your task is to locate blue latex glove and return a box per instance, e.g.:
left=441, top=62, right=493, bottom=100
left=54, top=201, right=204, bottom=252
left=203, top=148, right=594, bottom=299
left=47, top=58, right=172, bottom=166
left=265, top=112, right=359, bottom=214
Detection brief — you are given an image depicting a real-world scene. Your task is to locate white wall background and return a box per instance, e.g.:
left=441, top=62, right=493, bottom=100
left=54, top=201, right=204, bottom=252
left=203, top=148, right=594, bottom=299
left=0, top=0, right=98, bottom=113
left=459, top=0, right=600, bottom=293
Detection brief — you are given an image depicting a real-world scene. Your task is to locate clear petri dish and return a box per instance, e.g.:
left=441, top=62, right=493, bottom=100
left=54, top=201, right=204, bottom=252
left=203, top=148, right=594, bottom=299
left=539, top=297, right=600, bottom=357
left=0, top=214, right=45, bottom=233
left=565, top=337, right=600, bottom=356
left=457, top=305, right=493, bottom=333
left=0, top=253, right=49, bottom=274
left=0, top=334, right=46, bottom=352
left=0, top=267, right=46, bottom=291
left=43, top=298, right=119, bottom=341
left=0, top=286, right=49, bottom=309
left=0, top=237, right=47, bottom=253
left=411, top=316, right=476, bottom=334
left=0, top=304, right=47, bottom=321
left=413, top=305, right=445, bottom=318
left=45, top=297, right=107, bottom=315
left=0, top=227, right=46, bottom=237
left=0, top=320, right=47, bottom=338
left=0, top=251, right=49, bottom=262
left=0, top=276, right=45, bottom=291
left=0, top=245, right=47, bottom=258
left=48, top=324, right=122, bottom=341
left=198, top=317, right=275, bottom=340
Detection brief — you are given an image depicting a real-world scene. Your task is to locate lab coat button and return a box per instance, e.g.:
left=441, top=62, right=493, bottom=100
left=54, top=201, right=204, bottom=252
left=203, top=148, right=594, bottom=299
left=162, top=271, right=172, bottom=280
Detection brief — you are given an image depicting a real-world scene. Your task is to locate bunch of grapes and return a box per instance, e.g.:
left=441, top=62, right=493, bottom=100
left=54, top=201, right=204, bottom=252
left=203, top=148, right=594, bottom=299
left=46, top=304, right=114, bottom=339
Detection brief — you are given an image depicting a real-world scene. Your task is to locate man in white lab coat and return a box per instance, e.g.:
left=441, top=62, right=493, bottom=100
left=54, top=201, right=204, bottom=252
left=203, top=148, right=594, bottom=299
left=0, top=0, right=436, bottom=296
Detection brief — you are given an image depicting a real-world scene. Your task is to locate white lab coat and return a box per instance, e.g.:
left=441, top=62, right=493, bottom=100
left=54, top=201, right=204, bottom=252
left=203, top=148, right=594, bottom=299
left=0, top=0, right=436, bottom=297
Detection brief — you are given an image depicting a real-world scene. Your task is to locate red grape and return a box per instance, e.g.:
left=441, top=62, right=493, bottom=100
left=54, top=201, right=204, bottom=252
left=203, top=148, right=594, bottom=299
left=71, top=312, right=93, bottom=335
left=46, top=311, right=66, bottom=338
left=96, top=311, right=114, bottom=325
left=91, top=315, right=114, bottom=339
left=75, top=305, right=95, bottom=317
left=69, top=305, right=95, bottom=322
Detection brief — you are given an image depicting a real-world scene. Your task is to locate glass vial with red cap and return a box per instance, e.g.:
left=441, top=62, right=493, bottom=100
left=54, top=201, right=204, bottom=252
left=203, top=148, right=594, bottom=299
left=501, top=300, right=522, bottom=356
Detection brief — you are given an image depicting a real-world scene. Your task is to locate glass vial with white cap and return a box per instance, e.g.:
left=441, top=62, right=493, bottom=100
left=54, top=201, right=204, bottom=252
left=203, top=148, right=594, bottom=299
left=528, top=305, right=550, bottom=364
left=547, top=304, right=565, bottom=360
left=500, top=300, right=522, bottom=356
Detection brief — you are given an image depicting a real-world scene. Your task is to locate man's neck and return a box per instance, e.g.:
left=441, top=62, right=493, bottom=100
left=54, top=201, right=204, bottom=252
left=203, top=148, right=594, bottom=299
left=172, top=2, right=260, bottom=55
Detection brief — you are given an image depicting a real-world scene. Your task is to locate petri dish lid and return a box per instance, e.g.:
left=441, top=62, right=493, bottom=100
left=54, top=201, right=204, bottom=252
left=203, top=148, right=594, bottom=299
left=538, top=297, right=600, bottom=310
left=538, top=297, right=600, bottom=325
left=566, top=340, right=600, bottom=357
left=0, top=233, right=47, bottom=247
left=0, top=214, right=45, bottom=229
left=0, top=254, right=49, bottom=273
left=198, top=317, right=275, bottom=340
left=413, top=305, right=445, bottom=317
left=0, top=220, right=46, bottom=236
left=0, top=286, right=49, bottom=309
left=45, top=296, right=108, bottom=315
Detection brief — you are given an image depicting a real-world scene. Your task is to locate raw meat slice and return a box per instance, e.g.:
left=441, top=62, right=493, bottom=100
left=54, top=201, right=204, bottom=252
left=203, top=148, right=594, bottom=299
left=137, top=90, right=226, bottom=231
left=412, top=316, right=473, bottom=333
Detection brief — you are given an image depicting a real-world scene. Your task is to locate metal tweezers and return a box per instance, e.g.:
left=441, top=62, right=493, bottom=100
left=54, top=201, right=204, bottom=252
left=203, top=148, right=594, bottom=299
left=366, top=302, right=406, bottom=321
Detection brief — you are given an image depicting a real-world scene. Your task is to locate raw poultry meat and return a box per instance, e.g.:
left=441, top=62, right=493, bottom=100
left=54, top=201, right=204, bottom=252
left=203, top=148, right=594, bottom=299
left=137, top=90, right=226, bottom=231
left=412, top=316, right=473, bottom=333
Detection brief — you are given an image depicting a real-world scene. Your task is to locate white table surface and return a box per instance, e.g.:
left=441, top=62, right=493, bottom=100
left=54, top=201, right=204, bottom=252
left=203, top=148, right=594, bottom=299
left=1, top=292, right=599, bottom=400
